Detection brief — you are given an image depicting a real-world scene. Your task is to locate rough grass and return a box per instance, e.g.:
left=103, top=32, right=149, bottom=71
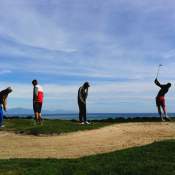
left=0, top=118, right=111, bottom=135
left=0, top=140, right=175, bottom=175
left=0, top=117, right=175, bottom=135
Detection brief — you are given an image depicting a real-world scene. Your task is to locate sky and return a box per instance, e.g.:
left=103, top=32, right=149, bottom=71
left=1, top=0, right=175, bottom=113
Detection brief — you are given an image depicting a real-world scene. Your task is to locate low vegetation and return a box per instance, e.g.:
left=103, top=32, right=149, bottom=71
left=1, top=117, right=174, bottom=135
left=0, top=140, right=174, bottom=175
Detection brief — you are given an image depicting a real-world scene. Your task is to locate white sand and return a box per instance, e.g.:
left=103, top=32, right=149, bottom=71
left=0, top=122, right=175, bottom=159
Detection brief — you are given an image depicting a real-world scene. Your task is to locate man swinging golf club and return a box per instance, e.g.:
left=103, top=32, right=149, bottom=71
left=154, top=65, right=171, bottom=121
left=78, top=82, right=90, bottom=124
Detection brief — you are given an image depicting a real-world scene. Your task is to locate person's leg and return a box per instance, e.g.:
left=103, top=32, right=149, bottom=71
left=38, top=103, right=43, bottom=124
left=33, top=102, right=38, bottom=123
left=38, top=113, right=42, bottom=124
left=82, top=104, right=86, bottom=122
left=35, top=112, right=39, bottom=123
left=36, top=103, right=42, bottom=124
left=162, top=104, right=171, bottom=121
left=160, top=97, right=171, bottom=121
left=78, top=102, right=83, bottom=122
left=83, top=105, right=90, bottom=124
left=156, top=97, right=164, bottom=121
left=162, top=104, right=166, bottom=115
left=82, top=103, right=90, bottom=124
left=157, top=105, right=164, bottom=121
left=0, top=107, right=3, bottom=127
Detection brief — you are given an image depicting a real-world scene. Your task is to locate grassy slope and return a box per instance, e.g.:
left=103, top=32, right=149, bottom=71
left=0, top=140, right=175, bottom=175
left=0, top=118, right=111, bottom=135
left=0, top=117, right=174, bottom=135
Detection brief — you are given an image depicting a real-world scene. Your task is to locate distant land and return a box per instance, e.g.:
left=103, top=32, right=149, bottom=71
left=5, top=108, right=75, bottom=115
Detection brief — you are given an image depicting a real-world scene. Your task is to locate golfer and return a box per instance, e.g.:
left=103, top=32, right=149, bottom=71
left=154, top=78, right=171, bottom=121
left=0, top=87, right=12, bottom=127
left=78, top=82, right=90, bottom=124
left=32, top=80, right=44, bottom=124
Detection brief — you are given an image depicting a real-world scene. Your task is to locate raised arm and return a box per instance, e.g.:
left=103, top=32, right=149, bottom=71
left=154, top=78, right=163, bottom=88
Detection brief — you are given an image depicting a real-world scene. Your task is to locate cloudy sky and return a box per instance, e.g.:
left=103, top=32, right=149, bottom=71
left=1, top=0, right=175, bottom=113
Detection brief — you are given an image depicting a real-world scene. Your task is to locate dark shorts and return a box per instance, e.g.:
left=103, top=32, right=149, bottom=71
left=33, top=102, right=42, bottom=113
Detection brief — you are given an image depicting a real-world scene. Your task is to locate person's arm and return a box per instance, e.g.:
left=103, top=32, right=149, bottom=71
left=85, top=88, right=88, bottom=99
left=2, top=95, right=7, bottom=112
left=79, top=87, right=86, bottom=104
left=33, top=86, right=38, bottom=101
left=154, top=78, right=163, bottom=88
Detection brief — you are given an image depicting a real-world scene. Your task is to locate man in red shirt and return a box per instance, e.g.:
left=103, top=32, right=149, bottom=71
left=154, top=78, right=171, bottom=121
left=32, top=80, right=44, bottom=124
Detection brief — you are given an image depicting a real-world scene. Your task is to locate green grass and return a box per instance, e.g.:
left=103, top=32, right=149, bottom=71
left=0, top=118, right=111, bottom=135
left=0, top=117, right=175, bottom=135
left=0, top=140, right=175, bottom=175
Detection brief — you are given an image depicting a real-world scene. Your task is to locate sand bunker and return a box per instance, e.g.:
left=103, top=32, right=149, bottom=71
left=0, top=122, right=175, bottom=159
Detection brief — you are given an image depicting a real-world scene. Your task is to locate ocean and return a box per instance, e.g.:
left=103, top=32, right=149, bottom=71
left=40, top=113, right=175, bottom=120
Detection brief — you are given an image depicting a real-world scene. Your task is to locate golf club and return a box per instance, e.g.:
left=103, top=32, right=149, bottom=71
left=156, top=64, right=163, bottom=79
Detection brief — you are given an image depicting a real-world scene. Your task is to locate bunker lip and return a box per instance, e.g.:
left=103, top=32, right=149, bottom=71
left=0, top=122, right=175, bottom=159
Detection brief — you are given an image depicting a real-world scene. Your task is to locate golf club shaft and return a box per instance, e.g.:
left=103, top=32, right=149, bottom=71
left=156, top=66, right=160, bottom=79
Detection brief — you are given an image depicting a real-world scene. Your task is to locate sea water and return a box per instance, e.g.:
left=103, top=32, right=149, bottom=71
left=42, top=113, right=175, bottom=120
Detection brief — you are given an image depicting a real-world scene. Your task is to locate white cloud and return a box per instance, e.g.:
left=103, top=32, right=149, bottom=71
left=0, top=0, right=76, bottom=52
left=0, top=0, right=174, bottom=81
left=0, top=70, right=12, bottom=75
left=0, top=0, right=175, bottom=112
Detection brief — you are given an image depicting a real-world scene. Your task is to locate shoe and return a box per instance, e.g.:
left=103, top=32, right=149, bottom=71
left=0, top=125, right=5, bottom=128
left=33, top=120, right=37, bottom=126
left=85, top=121, right=90, bottom=125
left=165, top=116, right=171, bottom=121
left=161, top=118, right=165, bottom=122
left=80, top=122, right=85, bottom=125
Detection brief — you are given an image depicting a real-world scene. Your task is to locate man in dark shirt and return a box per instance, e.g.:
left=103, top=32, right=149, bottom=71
left=78, top=82, right=90, bottom=124
left=154, top=78, right=171, bottom=121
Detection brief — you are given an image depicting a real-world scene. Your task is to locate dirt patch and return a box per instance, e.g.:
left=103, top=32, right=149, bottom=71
left=0, top=122, right=175, bottom=159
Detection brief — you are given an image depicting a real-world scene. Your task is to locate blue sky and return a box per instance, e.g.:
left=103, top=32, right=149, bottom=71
left=1, top=0, right=175, bottom=113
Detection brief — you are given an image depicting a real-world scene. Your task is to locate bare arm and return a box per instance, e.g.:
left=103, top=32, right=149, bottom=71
left=154, top=78, right=163, bottom=88
left=2, top=95, right=7, bottom=112
left=33, top=87, right=38, bottom=101
left=85, top=88, right=88, bottom=99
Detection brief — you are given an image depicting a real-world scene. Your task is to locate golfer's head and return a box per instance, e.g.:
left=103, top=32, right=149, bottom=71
left=32, top=79, right=38, bottom=86
left=6, top=87, right=12, bottom=94
left=167, top=83, right=171, bottom=88
left=83, top=82, right=90, bottom=89
left=2, top=87, right=13, bottom=96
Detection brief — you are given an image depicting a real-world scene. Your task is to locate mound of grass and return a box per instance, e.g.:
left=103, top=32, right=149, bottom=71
left=0, top=117, right=175, bottom=136
left=0, top=118, right=110, bottom=135
left=0, top=140, right=175, bottom=175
